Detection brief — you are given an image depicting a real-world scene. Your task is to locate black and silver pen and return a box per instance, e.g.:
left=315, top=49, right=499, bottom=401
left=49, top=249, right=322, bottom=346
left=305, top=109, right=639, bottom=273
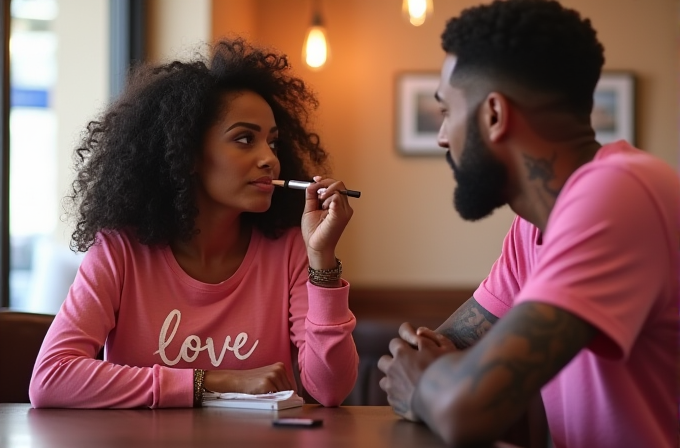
left=272, top=179, right=361, bottom=198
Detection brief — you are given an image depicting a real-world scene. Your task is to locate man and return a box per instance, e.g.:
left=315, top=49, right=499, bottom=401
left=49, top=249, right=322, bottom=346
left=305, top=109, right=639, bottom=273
left=377, top=1, right=679, bottom=447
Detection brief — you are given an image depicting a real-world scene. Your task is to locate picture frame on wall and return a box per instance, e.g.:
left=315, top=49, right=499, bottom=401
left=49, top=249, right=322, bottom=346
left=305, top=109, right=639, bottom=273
left=591, top=72, right=635, bottom=145
left=395, top=72, right=444, bottom=156
left=395, top=71, right=635, bottom=155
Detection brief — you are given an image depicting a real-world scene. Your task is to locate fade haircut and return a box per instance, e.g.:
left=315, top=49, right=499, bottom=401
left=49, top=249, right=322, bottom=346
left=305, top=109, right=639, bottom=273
left=441, top=0, right=605, bottom=115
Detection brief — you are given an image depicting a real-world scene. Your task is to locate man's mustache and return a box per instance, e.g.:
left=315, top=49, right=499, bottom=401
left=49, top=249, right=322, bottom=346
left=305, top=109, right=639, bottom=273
left=445, top=150, right=454, bottom=169
left=445, top=151, right=458, bottom=177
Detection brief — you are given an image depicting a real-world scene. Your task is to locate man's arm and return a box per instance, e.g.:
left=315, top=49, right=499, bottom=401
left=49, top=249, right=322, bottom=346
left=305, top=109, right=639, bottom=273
left=413, top=301, right=596, bottom=446
left=436, top=297, right=499, bottom=349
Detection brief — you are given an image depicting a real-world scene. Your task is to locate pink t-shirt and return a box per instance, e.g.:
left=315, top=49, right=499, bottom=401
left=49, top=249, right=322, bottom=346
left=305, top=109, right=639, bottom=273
left=30, top=227, right=358, bottom=408
left=474, top=141, right=679, bottom=448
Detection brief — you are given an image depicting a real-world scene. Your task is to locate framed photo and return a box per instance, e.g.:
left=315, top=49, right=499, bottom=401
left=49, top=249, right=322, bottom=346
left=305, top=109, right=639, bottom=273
left=591, top=72, right=635, bottom=145
left=395, top=72, right=444, bottom=156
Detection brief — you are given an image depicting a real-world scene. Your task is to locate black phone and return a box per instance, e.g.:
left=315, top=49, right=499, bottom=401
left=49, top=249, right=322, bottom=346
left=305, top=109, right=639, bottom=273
left=272, top=418, right=323, bottom=428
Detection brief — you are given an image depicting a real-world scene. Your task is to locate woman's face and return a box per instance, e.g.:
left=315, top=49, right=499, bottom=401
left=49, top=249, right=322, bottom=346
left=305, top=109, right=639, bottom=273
left=195, top=90, right=281, bottom=215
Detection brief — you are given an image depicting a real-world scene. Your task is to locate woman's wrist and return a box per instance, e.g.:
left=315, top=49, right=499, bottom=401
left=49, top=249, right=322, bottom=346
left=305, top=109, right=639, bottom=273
left=307, top=250, right=338, bottom=271
left=308, top=257, right=343, bottom=288
left=203, top=370, right=219, bottom=393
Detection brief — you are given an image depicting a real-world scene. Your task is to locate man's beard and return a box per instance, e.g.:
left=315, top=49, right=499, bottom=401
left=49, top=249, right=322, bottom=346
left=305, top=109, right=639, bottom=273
left=447, top=115, right=508, bottom=221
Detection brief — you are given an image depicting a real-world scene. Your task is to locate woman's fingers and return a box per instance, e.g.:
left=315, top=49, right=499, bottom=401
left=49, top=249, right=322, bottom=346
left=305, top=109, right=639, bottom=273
left=208, top=363, right=296, bottom=394
left=263, top=362, right=293, bottom=392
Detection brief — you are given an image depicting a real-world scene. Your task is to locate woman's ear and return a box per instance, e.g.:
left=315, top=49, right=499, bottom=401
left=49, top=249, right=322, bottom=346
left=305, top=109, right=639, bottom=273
left=480, top=92, right=510, bottom=143
left=190, top=153, right=201, bottom=175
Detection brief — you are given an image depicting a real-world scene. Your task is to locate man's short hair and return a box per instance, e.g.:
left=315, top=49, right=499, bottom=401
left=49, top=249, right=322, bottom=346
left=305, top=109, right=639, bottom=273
left=442, top=0, right=605, bottom=115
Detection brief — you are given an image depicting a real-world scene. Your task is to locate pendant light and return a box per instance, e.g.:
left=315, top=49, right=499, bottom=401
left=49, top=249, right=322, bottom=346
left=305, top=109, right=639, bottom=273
left=302, top=0, right=329, bottom=69
left=403, top=0, right=433, bottom=26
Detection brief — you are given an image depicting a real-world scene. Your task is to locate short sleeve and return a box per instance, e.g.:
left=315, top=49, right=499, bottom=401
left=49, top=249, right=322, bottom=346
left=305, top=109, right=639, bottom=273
left=517, top=165, right=674, bottom=360
left=474, top=216, right=540, bottom=318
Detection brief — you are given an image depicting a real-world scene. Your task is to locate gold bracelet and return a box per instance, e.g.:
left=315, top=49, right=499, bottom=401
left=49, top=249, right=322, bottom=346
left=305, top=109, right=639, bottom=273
left=308, top=257, right=342, bottom=287
left=193, top=369, right=206, bottom=407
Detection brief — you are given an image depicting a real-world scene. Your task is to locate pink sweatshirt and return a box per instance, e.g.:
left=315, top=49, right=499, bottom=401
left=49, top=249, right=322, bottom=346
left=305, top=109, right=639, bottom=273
left=30, top=227, right=358, bottom=408
left=475, top=141, right=679, bottom=448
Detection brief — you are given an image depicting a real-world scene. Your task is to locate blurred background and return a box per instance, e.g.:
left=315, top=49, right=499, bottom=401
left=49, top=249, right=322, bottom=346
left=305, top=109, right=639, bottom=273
left=4, top=0, right=679, bottom=315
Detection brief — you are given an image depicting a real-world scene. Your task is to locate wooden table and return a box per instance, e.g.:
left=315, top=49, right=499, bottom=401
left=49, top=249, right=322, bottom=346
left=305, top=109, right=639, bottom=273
left=0, top=404, right=523, bottom=448
left=0, top=403, right=451, bottom=448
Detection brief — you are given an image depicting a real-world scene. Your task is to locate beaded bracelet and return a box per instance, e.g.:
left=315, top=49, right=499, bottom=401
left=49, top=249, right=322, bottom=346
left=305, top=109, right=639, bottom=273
left=193, top=369, right=206, bottom=407
left=308, top=257, right=342, bottom=287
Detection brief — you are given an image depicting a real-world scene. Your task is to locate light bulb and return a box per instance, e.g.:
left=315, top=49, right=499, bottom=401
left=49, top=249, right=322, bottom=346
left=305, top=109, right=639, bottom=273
left=303, top=25, right=328, bottom=69
left=402, top=0, right=433, bottom=27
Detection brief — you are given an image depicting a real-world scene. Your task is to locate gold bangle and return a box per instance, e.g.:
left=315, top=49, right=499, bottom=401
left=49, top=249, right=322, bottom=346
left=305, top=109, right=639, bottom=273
left=308, top=257, right=342, bottom=287
left=193, top=369, right=206, bottom=407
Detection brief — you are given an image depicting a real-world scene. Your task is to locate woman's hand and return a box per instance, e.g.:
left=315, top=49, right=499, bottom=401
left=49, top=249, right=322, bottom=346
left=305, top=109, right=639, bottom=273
left=203, top=362, right=295, bottom=394
left=301, top=176, right=354, bottom=270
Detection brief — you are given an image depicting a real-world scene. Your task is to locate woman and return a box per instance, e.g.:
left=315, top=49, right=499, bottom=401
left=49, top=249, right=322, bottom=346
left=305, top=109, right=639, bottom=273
left=29, top=38, right=358, bottom=409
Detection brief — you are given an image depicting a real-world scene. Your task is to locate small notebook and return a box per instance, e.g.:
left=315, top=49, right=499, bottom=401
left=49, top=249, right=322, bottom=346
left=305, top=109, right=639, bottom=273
left=202, top=390, right=304, bottom=410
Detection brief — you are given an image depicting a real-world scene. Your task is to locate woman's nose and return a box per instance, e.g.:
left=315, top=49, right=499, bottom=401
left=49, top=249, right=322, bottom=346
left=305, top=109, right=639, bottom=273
left=257, top=144, right=278, bottom=169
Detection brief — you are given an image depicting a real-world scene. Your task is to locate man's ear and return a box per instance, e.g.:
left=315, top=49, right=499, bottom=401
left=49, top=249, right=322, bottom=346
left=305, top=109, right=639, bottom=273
left=480, top=92, right=510, bottom=143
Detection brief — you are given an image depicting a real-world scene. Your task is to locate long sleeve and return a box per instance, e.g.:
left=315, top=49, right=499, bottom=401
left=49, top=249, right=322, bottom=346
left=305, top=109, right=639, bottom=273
left=29, top=235, right=193, bottom=409
left=30, top=228, right=359, bottom=409
left=287, top=243, right=358, bottom=406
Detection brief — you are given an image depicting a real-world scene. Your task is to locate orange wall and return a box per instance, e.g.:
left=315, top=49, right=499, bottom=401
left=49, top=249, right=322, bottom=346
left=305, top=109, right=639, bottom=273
left=211, top=0, right=679, bottom=288
left=211, top=0, right=255, bottom=41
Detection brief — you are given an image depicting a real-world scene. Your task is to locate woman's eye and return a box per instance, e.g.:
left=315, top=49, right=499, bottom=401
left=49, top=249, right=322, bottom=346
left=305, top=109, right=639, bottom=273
left=269, top=140, right=279, bottom=153
left=235, top=134, right=253, bottom=144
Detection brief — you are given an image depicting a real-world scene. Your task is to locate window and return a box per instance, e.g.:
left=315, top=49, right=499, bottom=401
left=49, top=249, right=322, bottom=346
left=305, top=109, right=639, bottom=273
left=5, top=0, right=144, bottom=312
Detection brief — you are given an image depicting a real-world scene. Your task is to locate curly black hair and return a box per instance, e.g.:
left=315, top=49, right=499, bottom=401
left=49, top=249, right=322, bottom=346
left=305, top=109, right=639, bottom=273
left=442, top=0, right=605, bottom=115
left=65, top=38, right=329, bottom=253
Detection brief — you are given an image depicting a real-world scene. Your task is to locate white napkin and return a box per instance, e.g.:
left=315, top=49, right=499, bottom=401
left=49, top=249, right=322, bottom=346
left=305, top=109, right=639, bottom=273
left=203, top=390, right=295, bottom=401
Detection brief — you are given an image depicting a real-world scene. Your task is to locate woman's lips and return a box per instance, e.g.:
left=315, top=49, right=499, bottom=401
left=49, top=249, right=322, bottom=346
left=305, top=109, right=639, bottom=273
left=250, top=177, right=274, bottom=192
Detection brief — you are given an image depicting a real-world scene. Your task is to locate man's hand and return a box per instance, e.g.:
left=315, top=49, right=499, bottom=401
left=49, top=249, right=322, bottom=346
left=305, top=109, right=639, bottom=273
left=378, top=331, right=453, bottom=422
left=398, top=322, right=457, bottom=351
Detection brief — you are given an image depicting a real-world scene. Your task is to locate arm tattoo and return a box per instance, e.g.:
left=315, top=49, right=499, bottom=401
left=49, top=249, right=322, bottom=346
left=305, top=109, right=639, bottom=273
left=462, top=302, right=594, bottom=413
left=415, top=302, right=595, bottom=442
left=437, top=297, right=499, bottom=349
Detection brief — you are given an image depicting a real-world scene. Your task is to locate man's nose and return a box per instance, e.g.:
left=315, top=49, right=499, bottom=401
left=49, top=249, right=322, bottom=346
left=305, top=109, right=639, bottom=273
left=437, top=124, right=449, bottom=148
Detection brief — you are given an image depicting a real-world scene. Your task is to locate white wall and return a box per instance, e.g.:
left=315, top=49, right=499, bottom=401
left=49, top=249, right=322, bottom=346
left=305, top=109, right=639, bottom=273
left=53, top=0, right=109, bottom=246
left=147, top=0, right=211, bottom=63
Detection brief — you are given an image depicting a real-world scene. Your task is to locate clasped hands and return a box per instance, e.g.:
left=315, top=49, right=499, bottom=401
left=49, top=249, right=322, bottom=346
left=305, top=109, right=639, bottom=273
left=377, top=322, right=457, bottom=422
